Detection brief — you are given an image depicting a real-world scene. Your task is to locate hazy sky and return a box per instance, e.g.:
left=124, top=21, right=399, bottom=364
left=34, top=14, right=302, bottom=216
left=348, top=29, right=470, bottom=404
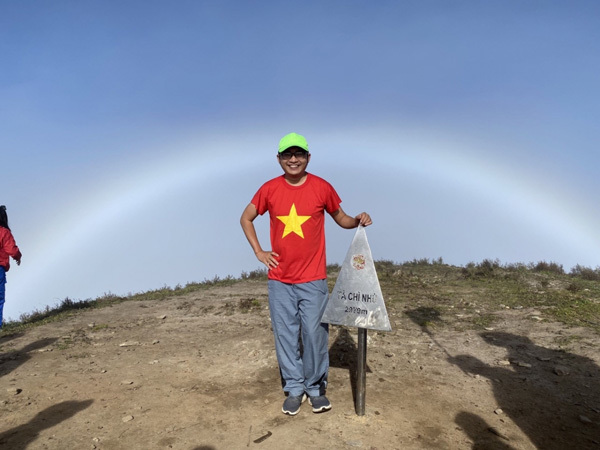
left=2, top=1, right=599, bottom=321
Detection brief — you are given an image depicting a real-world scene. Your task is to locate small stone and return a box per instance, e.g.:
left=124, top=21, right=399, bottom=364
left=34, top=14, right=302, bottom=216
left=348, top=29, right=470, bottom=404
left=517, top=362, right=532, bottom=368
left=101, top=369, right=107, bottom=373
left=119, top=341, right=140, bottom=347
left=88, top=323, right=95, bottom=328
left=497, top=360, right=511, bottom=366
left=554, top=366, right=570, bottom=376
left=537, top=357, right=551, bottom=362
left=158, top=315, right=167, bottom=320
left=530, top=316, right=543, bottom=321
left=579, top=415, right=592, bottom=424
left=385, top=353, right=395, bottom=358
left=122, top=415, right=134, bottom=422
left=484, top=327, right=495, bottom=331
left=7, top=388, right=22, bottom=395
left=121, top=380, right=134, bottom=385
left=152, top=340, right=160, bottom=345
left=494, top=408, right=503, bottom=415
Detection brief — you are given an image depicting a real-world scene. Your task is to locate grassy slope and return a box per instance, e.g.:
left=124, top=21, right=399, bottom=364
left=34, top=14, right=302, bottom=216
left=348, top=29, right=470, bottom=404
left=2, top=260, right=600, bottom=336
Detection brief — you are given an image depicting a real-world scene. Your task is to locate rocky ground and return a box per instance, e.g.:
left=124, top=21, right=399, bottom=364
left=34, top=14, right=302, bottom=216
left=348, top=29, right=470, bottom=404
left=1, top=278, right=599, bottom=449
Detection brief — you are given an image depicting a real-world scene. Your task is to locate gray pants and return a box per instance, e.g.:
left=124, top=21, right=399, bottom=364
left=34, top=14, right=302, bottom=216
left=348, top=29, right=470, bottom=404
left=267, top=279, right=329, bottom=397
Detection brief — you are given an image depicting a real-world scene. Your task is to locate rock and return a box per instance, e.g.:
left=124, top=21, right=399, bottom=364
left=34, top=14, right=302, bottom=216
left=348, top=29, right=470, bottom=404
left=119, top=341, right=140, bottom=347
left=497, top=360, right=511, bottom=366
left=553, top=366, right=570, bottom=376
left=537, top=357, right=551, bottom=362
left=121, top=380, right=134, bottom=385
left=385, top=353, right=395, bottom=357
left=530, top=316, right=543, bottom=321
left=122, top=415, right=134, bottom=422
left=494, top=408, right=503, bottom=415
left=579, top=415, right=592, bottom=424
left=157, top=315, right=167, bottom=320
left=7, top=388, right=22, bottom=395
left=517, top=361, right=532, bottom=368
left=152, top=340, right=160, bottom=345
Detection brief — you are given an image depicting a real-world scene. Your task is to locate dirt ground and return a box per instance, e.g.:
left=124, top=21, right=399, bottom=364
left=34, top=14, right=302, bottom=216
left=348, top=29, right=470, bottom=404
left=1, top=279, right=599, bottom=449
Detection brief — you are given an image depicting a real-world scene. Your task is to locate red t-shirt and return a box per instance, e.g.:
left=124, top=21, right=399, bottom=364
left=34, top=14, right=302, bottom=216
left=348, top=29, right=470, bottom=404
left=251, top=173, right=342, bottom=283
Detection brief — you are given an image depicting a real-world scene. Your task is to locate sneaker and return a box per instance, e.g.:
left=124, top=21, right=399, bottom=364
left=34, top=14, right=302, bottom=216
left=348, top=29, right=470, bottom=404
left=282, top=393, right=306, bottom=415
left=308, top=395, right=332, bottom=413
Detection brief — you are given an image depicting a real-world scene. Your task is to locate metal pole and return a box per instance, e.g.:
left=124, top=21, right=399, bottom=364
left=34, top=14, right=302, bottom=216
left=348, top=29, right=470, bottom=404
left=356, top=327, right=367, bottom=415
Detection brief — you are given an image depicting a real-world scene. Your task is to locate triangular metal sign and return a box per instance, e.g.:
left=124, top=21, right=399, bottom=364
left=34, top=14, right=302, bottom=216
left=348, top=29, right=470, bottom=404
left=322, top=226, right=392, bottom=331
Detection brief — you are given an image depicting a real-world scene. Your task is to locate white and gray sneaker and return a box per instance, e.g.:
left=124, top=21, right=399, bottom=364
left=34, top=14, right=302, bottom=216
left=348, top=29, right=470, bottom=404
left=282, top=393, right=307, bottom=415
left=308, top=395, right=332, bottom=413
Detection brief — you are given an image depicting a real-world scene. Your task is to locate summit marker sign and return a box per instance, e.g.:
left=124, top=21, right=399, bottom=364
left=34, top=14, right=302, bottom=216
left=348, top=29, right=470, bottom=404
left=322, top=226, right=391, bottom=332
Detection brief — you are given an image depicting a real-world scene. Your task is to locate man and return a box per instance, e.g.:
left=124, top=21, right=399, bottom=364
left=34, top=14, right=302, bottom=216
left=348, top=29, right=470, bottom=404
left=240, top=132, right=372, bottom=415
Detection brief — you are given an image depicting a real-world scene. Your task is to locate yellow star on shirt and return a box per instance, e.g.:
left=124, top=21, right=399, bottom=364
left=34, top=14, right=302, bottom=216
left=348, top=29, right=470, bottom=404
left=277, top=203, right=311, bottom=238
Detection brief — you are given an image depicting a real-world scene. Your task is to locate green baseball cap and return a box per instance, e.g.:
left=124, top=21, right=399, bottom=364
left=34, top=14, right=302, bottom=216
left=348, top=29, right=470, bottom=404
left=278, top=132, right=309, bottom=153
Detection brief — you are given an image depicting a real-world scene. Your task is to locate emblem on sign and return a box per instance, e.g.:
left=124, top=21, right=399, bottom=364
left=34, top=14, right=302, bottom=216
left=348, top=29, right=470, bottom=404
left=352, top=254, right=366, bottom=270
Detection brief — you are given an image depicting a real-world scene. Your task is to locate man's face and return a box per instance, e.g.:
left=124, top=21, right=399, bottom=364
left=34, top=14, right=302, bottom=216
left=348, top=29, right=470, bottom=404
left=277, top=147, right=310, bottom=177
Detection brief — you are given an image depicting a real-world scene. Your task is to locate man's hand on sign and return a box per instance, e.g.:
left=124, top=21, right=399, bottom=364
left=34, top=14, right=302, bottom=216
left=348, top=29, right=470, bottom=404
left=256, top=250, right=279, bottom=269
left=355, top=212, right=372, bottom=227
left=330, top=208, right=372, bottom=229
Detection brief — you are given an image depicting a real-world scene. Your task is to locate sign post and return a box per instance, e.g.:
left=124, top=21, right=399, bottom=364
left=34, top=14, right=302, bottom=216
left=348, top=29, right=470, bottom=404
left=356, top=327, right=368, bottom=415
left=321, top=226, right=391, bottom=416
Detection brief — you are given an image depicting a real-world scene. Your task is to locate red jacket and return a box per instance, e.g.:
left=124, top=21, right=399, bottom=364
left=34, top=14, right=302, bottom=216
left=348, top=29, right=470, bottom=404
left=0, top=227, right=21, bottom=272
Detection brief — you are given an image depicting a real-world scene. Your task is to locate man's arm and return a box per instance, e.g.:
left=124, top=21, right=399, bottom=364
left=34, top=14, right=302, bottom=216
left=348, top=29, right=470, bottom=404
left=330, top=207, right=372, bottom=229
left=240, top=203, right=279, bottom=269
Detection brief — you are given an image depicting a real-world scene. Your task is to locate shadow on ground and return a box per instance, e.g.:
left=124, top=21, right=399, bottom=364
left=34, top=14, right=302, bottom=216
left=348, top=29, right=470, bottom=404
left=329, top=326, right=372, bottom=413
left=449, top=331, right=600, bottom=449
left=0, top=337, right=57, bottom=378
left=0, top=399, right=93, bottom=449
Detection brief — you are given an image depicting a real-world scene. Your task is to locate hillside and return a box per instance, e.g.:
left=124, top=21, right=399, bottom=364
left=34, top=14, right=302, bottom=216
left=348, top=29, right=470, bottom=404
left=1, top=261, right=599, bottom=449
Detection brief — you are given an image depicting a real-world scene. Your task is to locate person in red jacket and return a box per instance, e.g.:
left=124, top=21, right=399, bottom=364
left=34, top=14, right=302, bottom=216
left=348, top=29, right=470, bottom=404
left=240, top=133, right=372, bottom=415
left=0, top=205, right=22, bottom=329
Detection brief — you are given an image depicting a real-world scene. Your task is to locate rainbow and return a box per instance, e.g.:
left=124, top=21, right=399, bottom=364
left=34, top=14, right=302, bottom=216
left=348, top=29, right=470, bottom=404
left=6, top=128, right=599, bottom=319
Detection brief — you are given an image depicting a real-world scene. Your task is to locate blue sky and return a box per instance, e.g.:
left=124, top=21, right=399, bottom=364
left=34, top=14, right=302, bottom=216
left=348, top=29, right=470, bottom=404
left=2, top=1, right=599, bottom=320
